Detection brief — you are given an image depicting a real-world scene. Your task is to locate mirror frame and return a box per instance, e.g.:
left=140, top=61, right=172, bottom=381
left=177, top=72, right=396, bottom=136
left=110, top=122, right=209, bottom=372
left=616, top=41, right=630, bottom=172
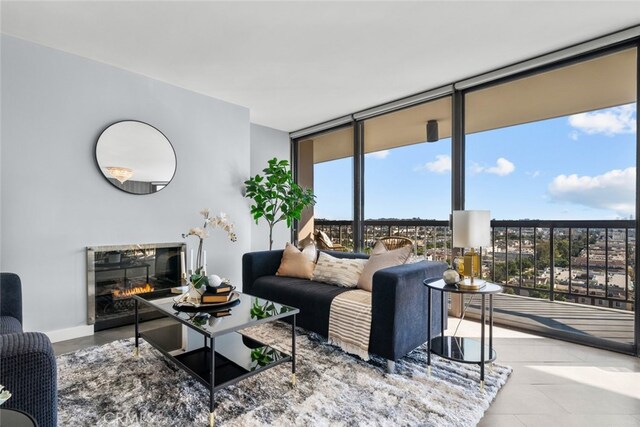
left=95, top=120, right=177, bottom=195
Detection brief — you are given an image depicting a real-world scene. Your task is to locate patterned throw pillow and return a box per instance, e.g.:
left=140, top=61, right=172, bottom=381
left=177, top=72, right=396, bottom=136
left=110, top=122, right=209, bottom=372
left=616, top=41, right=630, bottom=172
left=276, top=242, right=317, bottom=279
left=313, top=252, right=367, bottom=288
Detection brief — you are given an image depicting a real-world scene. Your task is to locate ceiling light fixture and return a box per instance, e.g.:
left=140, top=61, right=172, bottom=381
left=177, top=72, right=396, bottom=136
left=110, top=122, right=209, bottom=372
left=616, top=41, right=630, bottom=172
left=106, top=167, right=133, bottom=184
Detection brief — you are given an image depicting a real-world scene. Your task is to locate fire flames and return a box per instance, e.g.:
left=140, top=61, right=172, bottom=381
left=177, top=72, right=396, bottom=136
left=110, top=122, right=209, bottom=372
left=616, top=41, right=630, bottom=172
left=112, top=283, right=154, bottom=299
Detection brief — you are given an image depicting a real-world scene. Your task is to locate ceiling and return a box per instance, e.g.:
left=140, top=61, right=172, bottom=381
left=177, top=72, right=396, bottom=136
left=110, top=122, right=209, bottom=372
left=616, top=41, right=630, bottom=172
left=309, top=48, right=637, bottom=163
left=2, top=1, right=640, bottom=132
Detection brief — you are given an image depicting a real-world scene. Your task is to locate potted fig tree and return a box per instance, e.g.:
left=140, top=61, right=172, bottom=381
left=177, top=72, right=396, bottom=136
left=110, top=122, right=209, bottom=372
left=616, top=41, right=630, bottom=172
left=244, top=158, right=316, bottom=250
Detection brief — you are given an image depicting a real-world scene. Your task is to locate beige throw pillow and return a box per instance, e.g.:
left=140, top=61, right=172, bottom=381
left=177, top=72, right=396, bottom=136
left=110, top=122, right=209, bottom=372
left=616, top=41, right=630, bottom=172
left=357, top=245, right=412, bottom=291
left=276, top=242, right=316, bottom=279
left=313, top=252, right=367, bottom=288
left=371, top=239, right=387, bottom=255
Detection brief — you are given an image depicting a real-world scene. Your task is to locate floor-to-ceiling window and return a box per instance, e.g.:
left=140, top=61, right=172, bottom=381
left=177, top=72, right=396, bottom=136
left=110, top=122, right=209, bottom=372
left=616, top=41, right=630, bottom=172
left=464, top=47, right=637, bottom=352
left=292, top=39, right=639, bottom=355
left=362, top=97, right=452, bottom=259
left=296, top=125, right=354, bottom=250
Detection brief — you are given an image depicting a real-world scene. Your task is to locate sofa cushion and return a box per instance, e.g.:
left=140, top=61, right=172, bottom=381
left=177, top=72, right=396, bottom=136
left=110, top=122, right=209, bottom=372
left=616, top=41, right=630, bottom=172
left=313, top=252, right=366, bottom=288
left=357, top=245, right=412, bottom=292
left=276, top=243, right=316, bottom=279
left=0, top=316, right=22, bottom=335
left=250, top=275, right=352, bottom=336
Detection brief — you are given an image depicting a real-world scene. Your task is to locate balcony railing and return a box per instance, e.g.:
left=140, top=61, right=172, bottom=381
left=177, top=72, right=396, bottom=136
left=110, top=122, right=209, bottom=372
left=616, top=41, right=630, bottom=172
left=315, top=219, right=636, bottom=312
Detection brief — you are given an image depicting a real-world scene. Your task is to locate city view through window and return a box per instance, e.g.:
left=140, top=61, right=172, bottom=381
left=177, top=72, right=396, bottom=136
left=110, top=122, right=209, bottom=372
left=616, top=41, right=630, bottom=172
left=304, top=48, right=638, bottom=351
left=313, top=103, right=637, bottom=323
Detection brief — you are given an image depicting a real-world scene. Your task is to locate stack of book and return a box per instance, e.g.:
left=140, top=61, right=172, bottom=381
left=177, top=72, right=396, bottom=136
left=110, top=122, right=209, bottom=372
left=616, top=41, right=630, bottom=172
left=201, top=282, right=233, bottom=304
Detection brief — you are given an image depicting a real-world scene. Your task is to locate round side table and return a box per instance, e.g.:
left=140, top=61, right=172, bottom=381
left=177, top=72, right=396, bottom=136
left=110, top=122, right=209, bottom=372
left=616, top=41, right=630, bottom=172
left=423, top=278, right=503, bottom=389
left=0, top=408, right=38, bottom=427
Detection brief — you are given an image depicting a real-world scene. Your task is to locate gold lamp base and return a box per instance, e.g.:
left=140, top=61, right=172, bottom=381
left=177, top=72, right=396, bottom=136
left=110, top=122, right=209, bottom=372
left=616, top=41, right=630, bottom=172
left=456, top=248, right=484, bottom=290
left=456, top=278, right=485, bottom=290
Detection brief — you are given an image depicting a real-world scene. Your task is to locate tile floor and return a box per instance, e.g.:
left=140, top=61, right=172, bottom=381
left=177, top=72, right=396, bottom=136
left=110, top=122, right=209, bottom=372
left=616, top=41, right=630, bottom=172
left=450, top=319, right=640, bottom=427
left=53, top=317, right=640, bottom=427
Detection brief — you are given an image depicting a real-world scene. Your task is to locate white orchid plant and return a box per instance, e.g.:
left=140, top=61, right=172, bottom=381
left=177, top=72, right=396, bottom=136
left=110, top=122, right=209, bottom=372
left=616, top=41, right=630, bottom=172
left=183, top=209, right=237, bottom=289
left=0, top=385, right=11, bottom=405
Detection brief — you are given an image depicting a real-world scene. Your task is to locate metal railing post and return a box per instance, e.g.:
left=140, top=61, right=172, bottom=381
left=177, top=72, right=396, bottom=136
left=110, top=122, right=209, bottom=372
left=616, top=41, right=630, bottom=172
left=550, top=226, right=555, bottom=302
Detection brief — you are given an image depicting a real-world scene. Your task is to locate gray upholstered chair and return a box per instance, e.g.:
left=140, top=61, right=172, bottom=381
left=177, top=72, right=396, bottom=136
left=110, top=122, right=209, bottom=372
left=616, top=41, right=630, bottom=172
left=0, top=272, right=57, bottom=427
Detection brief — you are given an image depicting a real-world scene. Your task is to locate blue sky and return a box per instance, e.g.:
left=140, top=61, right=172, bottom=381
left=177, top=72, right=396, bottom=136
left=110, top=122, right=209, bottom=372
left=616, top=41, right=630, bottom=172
left=314, top=103, right=637, bottom=220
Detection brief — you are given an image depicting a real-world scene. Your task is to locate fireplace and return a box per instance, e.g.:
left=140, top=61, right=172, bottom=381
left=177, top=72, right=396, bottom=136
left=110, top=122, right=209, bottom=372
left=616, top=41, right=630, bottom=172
left=87, top=242, right=185, bottom=331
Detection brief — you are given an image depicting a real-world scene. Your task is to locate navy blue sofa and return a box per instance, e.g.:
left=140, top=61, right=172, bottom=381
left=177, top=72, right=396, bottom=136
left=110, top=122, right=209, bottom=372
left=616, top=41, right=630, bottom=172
left=242, top=250, right=447, bottom=368
left=0, top=273, right=57, bottom=427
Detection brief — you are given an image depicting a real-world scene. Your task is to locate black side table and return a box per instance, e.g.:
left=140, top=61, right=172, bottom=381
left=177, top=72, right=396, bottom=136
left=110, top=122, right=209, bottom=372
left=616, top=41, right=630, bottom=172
left=423, top=278, right=503, bottom=389
left=0, top=408, right=38, bottom=427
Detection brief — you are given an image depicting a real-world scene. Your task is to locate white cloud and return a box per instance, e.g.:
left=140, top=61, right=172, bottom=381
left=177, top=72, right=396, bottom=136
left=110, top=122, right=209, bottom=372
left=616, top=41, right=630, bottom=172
left=548, top=167, right=635, bottom=216
left=569, top=131, right=579, bottom=141
left=568, top=104, right=636, bottom=137
left=472, top=157, right=515, bottom=176
left=526, top=170, right=541, bottom=178
left=415, top=154, right=451, bottom=173
left=366, top=150, right=390, bottom=159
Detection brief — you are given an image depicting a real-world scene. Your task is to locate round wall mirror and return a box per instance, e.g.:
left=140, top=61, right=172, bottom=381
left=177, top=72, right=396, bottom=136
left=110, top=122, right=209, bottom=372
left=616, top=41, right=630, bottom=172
left=95, top=120, right=177, bottom=194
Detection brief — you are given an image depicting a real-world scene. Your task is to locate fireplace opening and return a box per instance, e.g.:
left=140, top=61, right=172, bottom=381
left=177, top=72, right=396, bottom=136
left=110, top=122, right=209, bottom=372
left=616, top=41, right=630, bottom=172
left=87, top=243, right=185, bottom=331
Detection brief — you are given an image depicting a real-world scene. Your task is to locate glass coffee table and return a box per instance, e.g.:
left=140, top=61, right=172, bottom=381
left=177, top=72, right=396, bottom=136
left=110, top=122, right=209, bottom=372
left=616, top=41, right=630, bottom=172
left=133, top=291, right=299, bottom=427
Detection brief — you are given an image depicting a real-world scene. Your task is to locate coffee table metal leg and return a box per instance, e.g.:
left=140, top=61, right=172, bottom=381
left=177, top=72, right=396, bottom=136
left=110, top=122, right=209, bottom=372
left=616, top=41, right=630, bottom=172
left=134, top=299, right=139, bottom=357
left=210, top=336, right=216, bottom=427
left=291, top=314, right=297, bottom=386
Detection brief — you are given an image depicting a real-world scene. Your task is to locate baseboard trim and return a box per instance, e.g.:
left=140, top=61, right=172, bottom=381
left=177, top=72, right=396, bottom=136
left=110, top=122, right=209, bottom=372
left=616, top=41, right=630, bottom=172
left=45, top=324, right=94, bottom=343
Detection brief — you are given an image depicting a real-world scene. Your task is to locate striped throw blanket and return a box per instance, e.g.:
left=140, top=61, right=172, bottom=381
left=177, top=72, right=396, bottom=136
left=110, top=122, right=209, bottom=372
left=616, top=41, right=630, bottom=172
left=328, top=289, right=372, bottom=361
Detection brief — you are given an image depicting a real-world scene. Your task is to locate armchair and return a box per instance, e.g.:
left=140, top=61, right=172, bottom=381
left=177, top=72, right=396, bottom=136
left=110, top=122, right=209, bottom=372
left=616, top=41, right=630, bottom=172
left=0, top=273, right=57, bottom=427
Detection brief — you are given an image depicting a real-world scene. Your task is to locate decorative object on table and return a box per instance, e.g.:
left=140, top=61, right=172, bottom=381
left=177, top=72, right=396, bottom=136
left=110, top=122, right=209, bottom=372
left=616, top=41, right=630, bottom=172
left=452, top=210, right=491, bottom=290
left=172, top=291, right=241, bottom=312
left=442, top=267, right=461, bottom=285
left=206, top=274, right=224, bottom=288
left=201, top=275, right=234, bottom=303
left=201, top=285, right=235, bottom=304
left=244, top=158, right=316, bottom=250
left=0, top=385, right=11, bottom=405
left=205, top=276, right=233, bottom=293
left=182, top=209, right=237, bottom=303
left=56, top=322, right=512, bottom=427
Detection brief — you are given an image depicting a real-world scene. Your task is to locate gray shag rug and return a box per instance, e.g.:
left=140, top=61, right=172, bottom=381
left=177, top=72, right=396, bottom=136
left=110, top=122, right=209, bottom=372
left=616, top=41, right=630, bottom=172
left=57, top=322, right=511, bottom=426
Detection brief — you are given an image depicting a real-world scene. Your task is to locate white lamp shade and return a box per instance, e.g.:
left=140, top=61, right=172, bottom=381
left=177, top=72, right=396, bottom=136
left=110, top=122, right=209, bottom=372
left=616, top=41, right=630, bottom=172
left=452, top=210, right=491, bottom=248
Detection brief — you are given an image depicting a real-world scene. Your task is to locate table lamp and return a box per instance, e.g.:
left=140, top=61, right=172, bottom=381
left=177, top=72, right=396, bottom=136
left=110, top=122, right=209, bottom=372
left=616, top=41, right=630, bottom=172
left=452, top=210, right=491, bottom=289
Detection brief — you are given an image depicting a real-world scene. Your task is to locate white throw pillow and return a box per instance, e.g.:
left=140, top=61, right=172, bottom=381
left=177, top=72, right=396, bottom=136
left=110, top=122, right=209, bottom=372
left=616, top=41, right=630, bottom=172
left=300, top=242, right=318, bottom=262
left=313, top=252, right=367, bottom=288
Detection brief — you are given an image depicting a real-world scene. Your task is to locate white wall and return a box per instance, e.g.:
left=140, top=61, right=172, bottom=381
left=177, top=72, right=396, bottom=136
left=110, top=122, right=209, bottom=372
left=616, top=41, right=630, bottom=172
left=0, top=35, right=258, bottom=337
left=249, top=123, right=291, bottom=251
